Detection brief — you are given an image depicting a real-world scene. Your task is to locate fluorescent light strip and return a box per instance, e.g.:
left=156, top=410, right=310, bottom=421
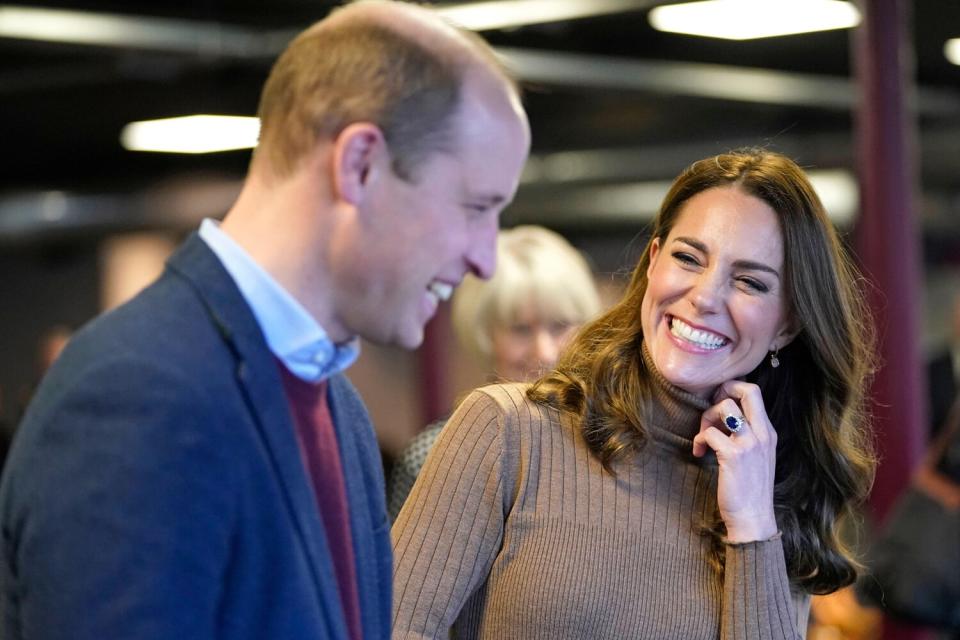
left=649, top=0, right=860, bottom=40
left=0, top=5, right=261, bottom=56
left=121, top=115, right=260, bottom=154
left=435, top=0, right=651, bottom=31
left=946, top=38, right=960, bottom=66
left=0, top=1, right=656, bottom=49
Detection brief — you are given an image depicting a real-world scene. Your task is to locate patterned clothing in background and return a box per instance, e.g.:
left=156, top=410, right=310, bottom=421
left=387, top=421, right=444, bottom=522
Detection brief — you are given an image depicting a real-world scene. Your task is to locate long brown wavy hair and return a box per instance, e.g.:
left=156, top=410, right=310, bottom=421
left=528, top=149, right=876, bottom=594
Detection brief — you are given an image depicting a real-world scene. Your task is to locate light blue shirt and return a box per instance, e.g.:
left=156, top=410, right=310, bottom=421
left=199, top=218, right=359, bottom=382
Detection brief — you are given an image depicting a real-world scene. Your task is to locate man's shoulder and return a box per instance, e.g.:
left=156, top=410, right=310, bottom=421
left=68, top=275, right=225, bottom=374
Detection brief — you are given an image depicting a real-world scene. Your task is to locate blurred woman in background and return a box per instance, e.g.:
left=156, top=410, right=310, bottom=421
left=386, top=225, right=601, bottom=521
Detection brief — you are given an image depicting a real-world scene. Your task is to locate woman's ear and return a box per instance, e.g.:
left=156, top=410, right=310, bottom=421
left=646, top=237, right=663, bottom=279
left=331, top=122, right=386, bottom=206
left=772, top=319, right=802, bottom=352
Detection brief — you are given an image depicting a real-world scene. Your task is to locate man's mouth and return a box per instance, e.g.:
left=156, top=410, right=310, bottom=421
left=427, top=281, right=454, bottom=302
left=668, top=315, right=728, bottom=350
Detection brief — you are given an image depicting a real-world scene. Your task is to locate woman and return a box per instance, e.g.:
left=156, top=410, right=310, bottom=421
left=386, top=225, right=601, bottom=521
left=392, top=150, right=876, bottom=639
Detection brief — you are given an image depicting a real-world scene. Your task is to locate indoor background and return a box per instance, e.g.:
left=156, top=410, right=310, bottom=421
left=0, top=2, right=957, bottom=636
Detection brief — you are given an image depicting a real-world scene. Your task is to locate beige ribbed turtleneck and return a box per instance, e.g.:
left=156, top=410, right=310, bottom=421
left=392, top=347, right=809, bottom=639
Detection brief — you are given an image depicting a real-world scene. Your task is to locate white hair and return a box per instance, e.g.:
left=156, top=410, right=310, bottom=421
left=451, top=225, right=601, bottom=364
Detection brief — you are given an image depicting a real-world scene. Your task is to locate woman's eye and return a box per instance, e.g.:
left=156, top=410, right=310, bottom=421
left=509, top=324, right=534, bottom=337
left=737, top=277, right=769, bottom=293
left=672, top=251, right=699, bottom=266
left=548, top=321, right=571, bottom=336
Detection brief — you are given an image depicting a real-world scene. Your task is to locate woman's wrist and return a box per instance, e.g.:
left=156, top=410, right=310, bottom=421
left=722, top=519, right=780, bottom=544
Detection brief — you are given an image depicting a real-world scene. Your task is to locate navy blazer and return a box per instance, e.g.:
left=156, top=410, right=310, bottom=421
left=0, top=235, right=392, bottom=639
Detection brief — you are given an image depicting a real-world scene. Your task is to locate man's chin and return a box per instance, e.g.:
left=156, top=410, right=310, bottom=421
left=392, top=325, right=426, bottom=351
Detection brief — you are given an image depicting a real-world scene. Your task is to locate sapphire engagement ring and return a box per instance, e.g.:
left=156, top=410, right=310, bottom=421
left=724, top=414, right=746, bottom=434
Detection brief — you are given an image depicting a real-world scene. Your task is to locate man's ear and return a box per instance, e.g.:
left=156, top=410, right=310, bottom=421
left=331, top=122, right=386, bottom=206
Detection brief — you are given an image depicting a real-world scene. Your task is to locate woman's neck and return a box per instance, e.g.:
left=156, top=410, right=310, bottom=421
left=641, top=341, right=710, bottom=441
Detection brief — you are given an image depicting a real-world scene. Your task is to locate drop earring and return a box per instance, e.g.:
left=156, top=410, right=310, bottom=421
left=769, top=347, right=780, bottom=369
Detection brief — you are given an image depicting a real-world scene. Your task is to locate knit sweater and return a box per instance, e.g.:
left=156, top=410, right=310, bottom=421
left=392, top=361, right=810, bottom=639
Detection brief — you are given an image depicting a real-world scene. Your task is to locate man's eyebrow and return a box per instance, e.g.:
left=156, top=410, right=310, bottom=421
left=673, top=236, right=780, bottom=279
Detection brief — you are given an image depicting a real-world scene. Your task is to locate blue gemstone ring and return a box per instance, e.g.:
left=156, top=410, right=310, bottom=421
left=724, top=414, right=746, bottom=434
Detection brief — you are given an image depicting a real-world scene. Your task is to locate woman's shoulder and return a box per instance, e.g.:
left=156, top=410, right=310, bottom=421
left=470, top=381, right=533, bottom=404
left=458, top=382, right=556, bottom=423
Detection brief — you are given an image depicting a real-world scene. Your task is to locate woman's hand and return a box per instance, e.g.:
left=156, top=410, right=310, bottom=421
left=692, top=380, right=778, bottom=542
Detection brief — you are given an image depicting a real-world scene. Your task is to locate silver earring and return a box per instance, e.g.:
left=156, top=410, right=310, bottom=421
left=769, top=347, right=780, bottom=369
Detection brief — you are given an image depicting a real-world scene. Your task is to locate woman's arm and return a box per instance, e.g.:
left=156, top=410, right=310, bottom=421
left=695, top=380, right=808, bottom=639
left=721, top=536, right=809, bottom=639
left=391, top=388, right=511, bottom=639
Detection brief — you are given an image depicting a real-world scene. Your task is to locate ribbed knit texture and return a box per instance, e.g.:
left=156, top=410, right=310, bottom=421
left=392, top=353, right=809, bottom=639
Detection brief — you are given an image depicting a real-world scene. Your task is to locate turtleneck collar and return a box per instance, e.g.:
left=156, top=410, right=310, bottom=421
left=640, top=340, right=711, bottom=443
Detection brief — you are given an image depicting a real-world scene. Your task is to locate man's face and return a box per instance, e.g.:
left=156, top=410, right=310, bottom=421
left=332, top=79, right=530, bottom=349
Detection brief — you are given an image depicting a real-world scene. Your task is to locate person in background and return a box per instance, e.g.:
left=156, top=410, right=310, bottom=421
left=392, top=149, right=876, bottom=639
left=0, top=2, right=530, bottom=639
left=387, top=225, right=602, bottom=521
left=928, top=293, right=960, bottom=437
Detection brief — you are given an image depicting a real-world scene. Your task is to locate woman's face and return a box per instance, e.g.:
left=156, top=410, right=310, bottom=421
left=640, top=186, right=795, bottom=398
left=491, top=303, right=578, bottom=382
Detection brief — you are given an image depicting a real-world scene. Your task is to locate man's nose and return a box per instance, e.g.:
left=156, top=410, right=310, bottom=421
left=466, top=218, right=498, bottom=280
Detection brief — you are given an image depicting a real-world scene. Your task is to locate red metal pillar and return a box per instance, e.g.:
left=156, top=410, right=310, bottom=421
left=852, top=1, right=928, bottom=638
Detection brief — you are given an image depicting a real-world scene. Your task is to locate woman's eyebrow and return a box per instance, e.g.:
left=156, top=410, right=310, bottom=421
left=673, top=236, right=780, bottom=279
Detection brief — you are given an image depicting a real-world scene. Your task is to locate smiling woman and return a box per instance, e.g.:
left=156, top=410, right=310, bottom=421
left=391, top=149, right=877, bottom=640
left=641, top=185, right=798, bottom=400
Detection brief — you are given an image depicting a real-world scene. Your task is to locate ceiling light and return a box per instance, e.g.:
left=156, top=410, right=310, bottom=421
left=0, top=5, right=260, bottom=55
left=434, top=0, right=650, bottom=31
left=648, top=0, right=860, bottom=40
left=121, top=115, right=260, bottom=154
left=946, top=38, right=960, bottom=66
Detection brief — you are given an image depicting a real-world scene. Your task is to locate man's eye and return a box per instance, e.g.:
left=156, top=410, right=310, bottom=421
left=465, top=204, right=489, bottom=215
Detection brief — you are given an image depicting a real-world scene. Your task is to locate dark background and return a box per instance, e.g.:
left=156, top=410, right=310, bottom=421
left=1, top=0, right=958, bottom=428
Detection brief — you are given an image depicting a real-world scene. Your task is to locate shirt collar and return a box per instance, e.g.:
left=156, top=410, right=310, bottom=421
left=199, top=218, right=359, bottom=382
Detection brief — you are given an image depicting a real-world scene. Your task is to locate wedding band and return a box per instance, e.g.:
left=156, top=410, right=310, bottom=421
left=724, top=414, right=746, bottom=434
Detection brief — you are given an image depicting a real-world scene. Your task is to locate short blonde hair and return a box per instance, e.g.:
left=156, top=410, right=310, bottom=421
left=452, top=225, right=601, bottom=364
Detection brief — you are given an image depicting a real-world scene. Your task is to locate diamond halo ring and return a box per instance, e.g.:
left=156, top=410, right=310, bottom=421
left=724, top=414, right=746, bottom=434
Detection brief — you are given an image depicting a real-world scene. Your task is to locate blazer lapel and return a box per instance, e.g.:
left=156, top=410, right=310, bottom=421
left=166, top=234, right=350, bottom=639
left=327, top=383, right=375, bottom=625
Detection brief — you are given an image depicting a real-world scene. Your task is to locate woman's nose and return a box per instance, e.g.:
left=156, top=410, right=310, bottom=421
left=687, top=270, right=722, bottom=314
left=533, top=330, right=561, bottom=368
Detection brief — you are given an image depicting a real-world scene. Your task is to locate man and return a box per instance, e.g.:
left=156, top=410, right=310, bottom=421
left=0, top=1, right=530, bottom=638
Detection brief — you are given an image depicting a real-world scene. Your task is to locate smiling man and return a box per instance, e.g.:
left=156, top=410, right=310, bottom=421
left=0, top=2, right=530, bottom=639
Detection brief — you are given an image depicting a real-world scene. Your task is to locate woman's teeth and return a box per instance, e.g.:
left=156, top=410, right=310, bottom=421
left=669, top=317, right=726, bottom=349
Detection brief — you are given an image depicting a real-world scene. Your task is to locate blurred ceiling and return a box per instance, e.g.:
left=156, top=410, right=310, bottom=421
left=0, top=0, right=958, bottom=257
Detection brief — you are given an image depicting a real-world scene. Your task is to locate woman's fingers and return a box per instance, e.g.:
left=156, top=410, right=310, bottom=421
left=696, top=381, right=779, bottom=542
left=715, top=380, right=777, bottom=446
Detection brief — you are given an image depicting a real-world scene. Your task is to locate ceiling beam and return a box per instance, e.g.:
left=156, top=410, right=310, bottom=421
left=497, top=47, right=960, bottom=115
left=3, top=5, right=958, bottom=114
